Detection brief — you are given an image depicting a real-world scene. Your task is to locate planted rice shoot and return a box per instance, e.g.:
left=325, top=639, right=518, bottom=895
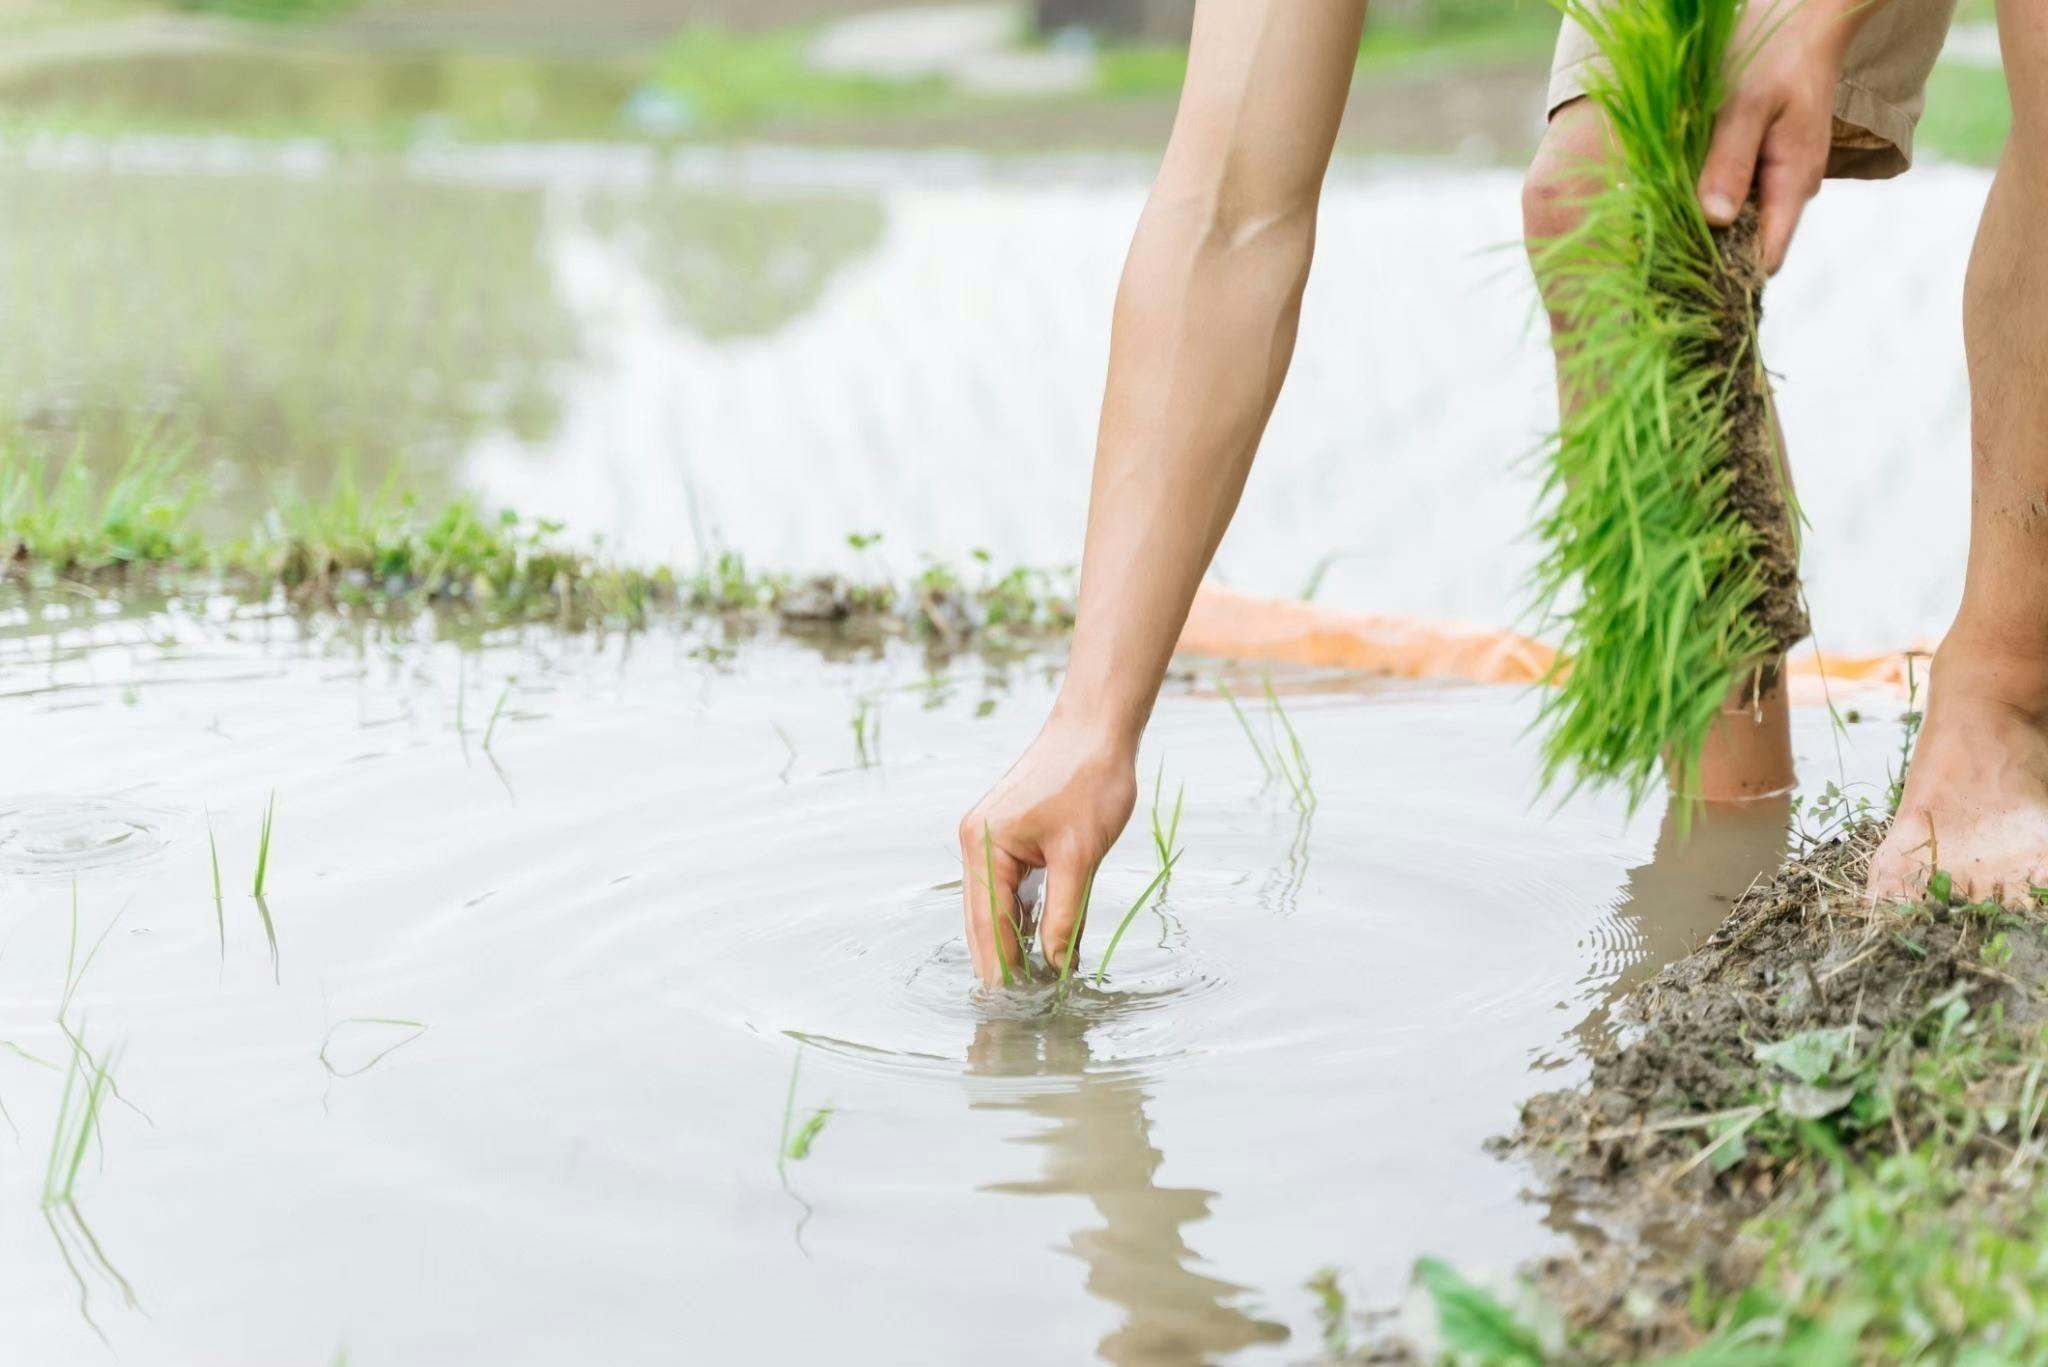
left=1054, top=864, right=1099, bottom=1004
left=775, top=1045, right=833, bottom=1173
left=1261, top=676, right=1316, bottom=811
left=1530, top=0, right=1805, bottom=809
left=252, top=789, right=277, bottom=898
left=1214, top=677, right=1274, bottom=779
left=482, top=683, right=511, bottom=753
left=1093, top=858, right=1178, bottom=988
left=206, top=808, right=224, bottom=956
left=1149, top=760, right=1185, bottom=873
left=42, top=1026, right=137, bottom=1342
left=980, top=822, right=1016, bottom=988
left=851, top=697, right=882, bottom=769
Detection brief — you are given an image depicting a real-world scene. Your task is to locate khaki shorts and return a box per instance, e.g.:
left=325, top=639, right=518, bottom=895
left=1549, top=0, right=1959, bottom=179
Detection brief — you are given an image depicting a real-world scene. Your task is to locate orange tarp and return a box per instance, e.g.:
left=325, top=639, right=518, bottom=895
left=1177, top=583, right=1933, bottom=702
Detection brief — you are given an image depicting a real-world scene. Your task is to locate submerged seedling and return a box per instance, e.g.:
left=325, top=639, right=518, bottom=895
left=785, top=1107, right=833, bottom=1161
left=776, top=1046, right=834, bottom=1173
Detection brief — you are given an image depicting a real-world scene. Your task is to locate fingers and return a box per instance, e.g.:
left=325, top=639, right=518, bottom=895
left=1697, top=98, right=1769, bottom=227
left=1755, top=136, right=1823, bottom=275
left=1037, top=856, right=1097, bottom=977
left=959, top=818, right=1027, bottom=988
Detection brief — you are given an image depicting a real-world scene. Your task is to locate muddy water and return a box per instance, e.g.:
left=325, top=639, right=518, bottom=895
left=0, top=137, right=1987, bottom=652
left=0, top=599, right=1908, bottom=1364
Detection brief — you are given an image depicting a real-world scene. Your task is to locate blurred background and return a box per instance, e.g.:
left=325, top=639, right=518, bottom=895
left=0, top=0, right=2012, bottom=649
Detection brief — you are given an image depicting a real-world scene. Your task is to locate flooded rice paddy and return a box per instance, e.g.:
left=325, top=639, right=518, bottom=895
left=0, top=136, right=1988, bottom=650
left=0, top=596, right=1908, bottom=1364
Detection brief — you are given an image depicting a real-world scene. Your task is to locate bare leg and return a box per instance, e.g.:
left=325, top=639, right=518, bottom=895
left=1868, top=0, right=2048, bottom=902
left=1522, top=100, right=1796, bottom=803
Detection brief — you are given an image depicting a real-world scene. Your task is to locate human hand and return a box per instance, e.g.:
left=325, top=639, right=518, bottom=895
left=957, top=718, right=1138, bottom=987
left=1698, top=0, right=1863, bottom=274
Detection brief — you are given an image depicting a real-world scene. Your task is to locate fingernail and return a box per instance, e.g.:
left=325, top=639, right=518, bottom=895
left=1702, top=191, right=1736, bottom=221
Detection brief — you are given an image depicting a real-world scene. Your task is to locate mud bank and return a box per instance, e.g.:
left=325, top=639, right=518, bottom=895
left=1390, top=820, right=2048, bottom=1363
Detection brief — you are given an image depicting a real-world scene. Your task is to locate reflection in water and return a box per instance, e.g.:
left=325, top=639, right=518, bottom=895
left=1566, top=795, right=1793, bottom=1051
left=586, top=189, right=887, bottom=341
left=967, top=1012, right=1288, bottom=1367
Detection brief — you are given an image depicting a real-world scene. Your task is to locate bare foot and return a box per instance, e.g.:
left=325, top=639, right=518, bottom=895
left=1867, top=643, right=2048, bottom=905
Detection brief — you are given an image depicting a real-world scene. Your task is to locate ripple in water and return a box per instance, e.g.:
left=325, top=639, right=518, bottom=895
left=0, top=795, right=179, bottom=879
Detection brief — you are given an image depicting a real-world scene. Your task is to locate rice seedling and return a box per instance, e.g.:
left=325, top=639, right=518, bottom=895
left=251, top=789, right=276, bottom=898
left=773, top=721, right=798, bottom=782
left=1261, top=676, right=1316, bottom=811
left=1052, top=864, right=1098, bottom=1004
left=1093, top=858, right=1178, bottom=989
left=775, top=1046, right=833, bottom=1173
left=41, top=1026, right=137, bottom=1342
left=1214, top=677, right=1274, bottom=779
left=482, top=682, right=511, bottom=753
left=851, top=697, right=882, bottom=769
left=980, top=823, right=1016, bottom=989
left=206, top=807, right=224, bottom=956
left=1149, top=760, right=1185, bottom=873
left=1530, top=0, right=1804, bottom=810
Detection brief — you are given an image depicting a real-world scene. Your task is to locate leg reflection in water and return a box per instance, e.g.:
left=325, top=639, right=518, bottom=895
left=1567, top=794, right=1793, bottom=1051
left=965, top=1011, right=1288, bottom=1367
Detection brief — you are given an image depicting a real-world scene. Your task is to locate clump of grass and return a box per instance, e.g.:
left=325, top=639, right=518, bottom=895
left=0, top=443, right=201, bottom=573
left=3, top=445, right=1078, bottom=650
left=1530, top=0, right=1805, bottom=809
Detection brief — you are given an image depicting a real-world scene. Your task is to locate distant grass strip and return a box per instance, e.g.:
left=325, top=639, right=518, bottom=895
left=1, top=444, right=1075, bottom=646
left=1530, top=0, right=1805, bottom=809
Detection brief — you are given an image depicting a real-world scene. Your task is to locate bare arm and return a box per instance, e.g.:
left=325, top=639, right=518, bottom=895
left=959, top=0, right=1366, bottom=987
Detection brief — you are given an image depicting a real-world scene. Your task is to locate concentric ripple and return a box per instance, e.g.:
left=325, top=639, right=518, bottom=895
left=0, top=795, right=181, bottom=879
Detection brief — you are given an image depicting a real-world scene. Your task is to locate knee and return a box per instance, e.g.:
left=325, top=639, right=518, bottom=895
left=1521, top=99, right=1609, bottom=257
left=1520, top=156, right=1582, bottom=257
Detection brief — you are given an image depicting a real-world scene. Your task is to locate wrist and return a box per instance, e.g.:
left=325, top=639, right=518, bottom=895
left=1041, top=693, right=1144, bottom=765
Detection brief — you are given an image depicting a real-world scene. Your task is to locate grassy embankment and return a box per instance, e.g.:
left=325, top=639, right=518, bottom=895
left=0, top=445, right=1073, bottom=649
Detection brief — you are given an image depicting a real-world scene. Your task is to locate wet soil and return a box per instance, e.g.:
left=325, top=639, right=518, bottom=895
left=1712, top=200, right=1809, bottom=655
left=1484, top=819, right=2048, bottom=1361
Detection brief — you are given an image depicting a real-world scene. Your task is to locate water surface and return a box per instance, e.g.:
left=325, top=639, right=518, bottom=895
left=0, top=597, right=1907, bottom=1363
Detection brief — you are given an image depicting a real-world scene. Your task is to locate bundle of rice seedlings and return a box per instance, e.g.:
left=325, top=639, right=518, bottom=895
left=1531, top=0, right=1806, bottom=809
